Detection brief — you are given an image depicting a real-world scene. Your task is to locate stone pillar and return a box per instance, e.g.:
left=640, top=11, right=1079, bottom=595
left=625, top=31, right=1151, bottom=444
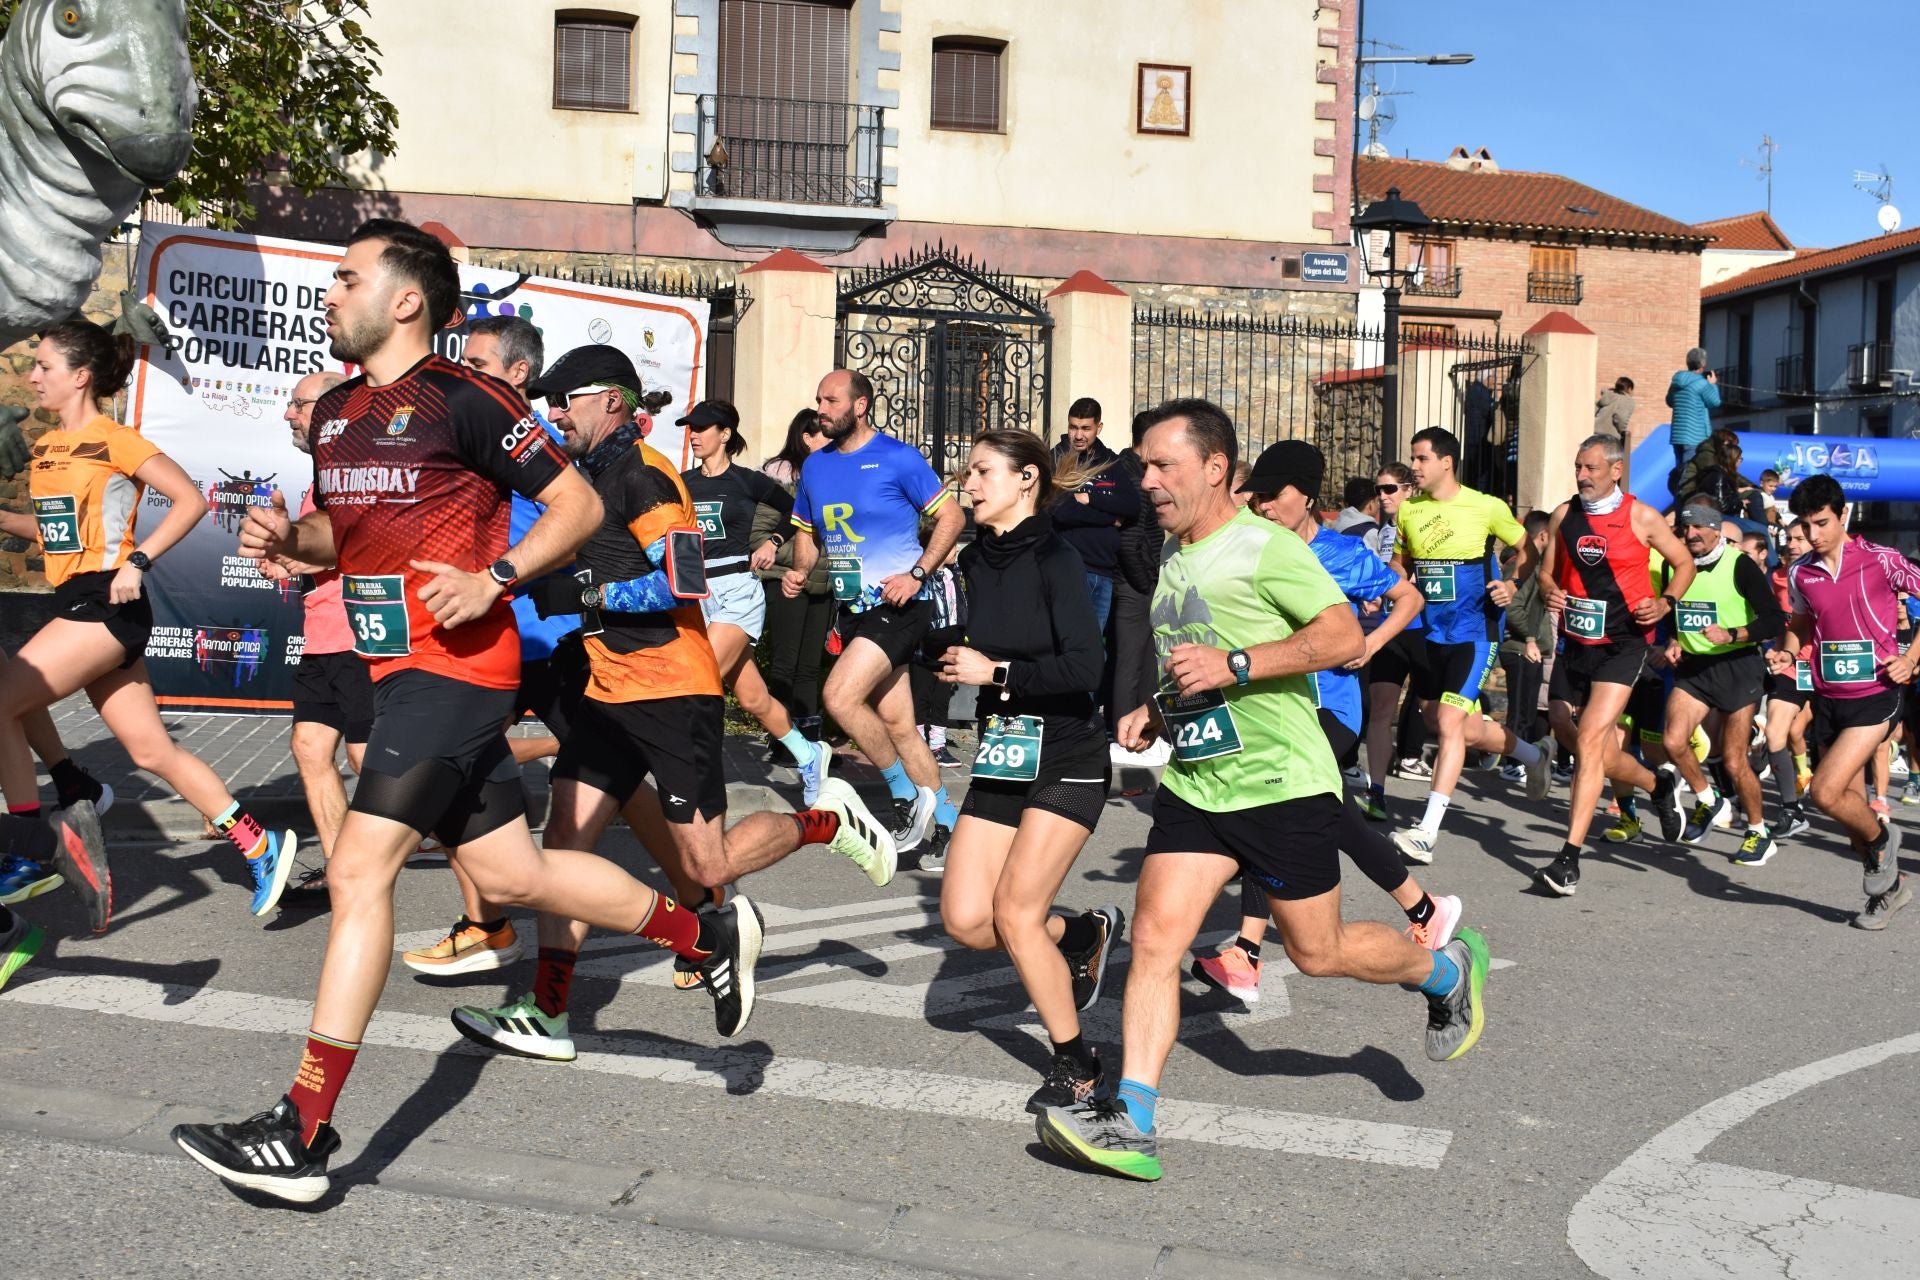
left=1516, top=312, right=1600, bottom=516
left=1045, top=270, right=1132, bottom=440
left=734, top=248, right=838, bottom=462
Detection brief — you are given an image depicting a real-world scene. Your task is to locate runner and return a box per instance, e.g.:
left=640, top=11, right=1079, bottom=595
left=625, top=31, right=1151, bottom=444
left=1360, top=460, right=1427, bottom=820
left=0, top=682, right=115, bottom=906
left=172, top=220, right=762, bottom=1202
left=678, top=398, right=827, bottom=803
left=1756, top=518, right=1814, bottom=844
left=1195, top=442, right=1462, bottom=1006
left=934, top=429, right=1124, bottom=1113
left=1390, top=427, right=1546, bottom=862
left=1771, top=474, right=1920, bottom=929
left=447, top=344, right=898, bottom=1059
left=1660, top=501, right=1783, bottom=864
left=1035, top=400, right=1489, bottom=1183
left=0, top=319, right=295, bottom=932
left=784, top=369, right=966, bottom=860
left=1536, top=434, right=1695, bottom=895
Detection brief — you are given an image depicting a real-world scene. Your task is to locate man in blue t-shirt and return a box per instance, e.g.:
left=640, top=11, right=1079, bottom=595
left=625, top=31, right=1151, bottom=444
left=786, top=369, right=965, bottom=861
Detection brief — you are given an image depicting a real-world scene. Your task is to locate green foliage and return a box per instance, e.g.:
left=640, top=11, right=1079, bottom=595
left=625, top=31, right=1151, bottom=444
left=0, top=0, right=397, bottom=228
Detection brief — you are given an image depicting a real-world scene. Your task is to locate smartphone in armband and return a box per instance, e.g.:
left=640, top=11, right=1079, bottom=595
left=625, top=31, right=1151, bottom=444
left=574, top=567, right=604, bottom=636
left=664, top=526, right=710, bottom=600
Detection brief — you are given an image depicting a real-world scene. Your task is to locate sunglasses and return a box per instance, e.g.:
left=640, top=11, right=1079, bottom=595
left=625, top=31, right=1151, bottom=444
left=1376, top=482, right=1407, bottom=495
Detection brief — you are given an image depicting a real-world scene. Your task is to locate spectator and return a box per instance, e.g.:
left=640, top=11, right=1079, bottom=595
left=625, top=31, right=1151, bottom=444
left=1758, top=469, right=1785, bottom=547
left=1594, top=376, right=1635, bottom=439
left=1049, top=396, right=1138, bottom=632
left=1231, top=460, right=1254, bottom=507
left=1332, top=474, right=1386, bottom=558
left=1666, top=348, right=1720, bottom=485
left=755, top=408, right=833, bottom=758
left=1109, top=410, right=1166, bottom=764
left=1497, top=511, right=1555, bottom=778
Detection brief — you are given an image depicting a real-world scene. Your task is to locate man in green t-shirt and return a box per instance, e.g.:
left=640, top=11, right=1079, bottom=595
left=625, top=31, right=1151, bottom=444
left=1035, top=399, right=1492, bottom=1183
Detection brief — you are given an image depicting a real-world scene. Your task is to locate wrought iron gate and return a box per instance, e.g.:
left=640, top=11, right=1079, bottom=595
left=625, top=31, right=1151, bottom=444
left=836, top=246, right=1052, bottom=475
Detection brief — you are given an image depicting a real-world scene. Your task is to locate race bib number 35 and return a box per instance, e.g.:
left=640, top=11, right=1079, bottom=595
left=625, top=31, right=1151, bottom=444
left=1415, top=563, right=1457, bottom=603
left=827, top=555, right=862, bottom=604
left=972, top=714, right=1043, bottom=782
left=1563, top=596, right=1607, bottom=640
left=343, top=574, right=411, bottom=658
left=1675, top=600, right=1718, bottom=634
left=1155, top=689, right=1244, bottom=764
left=1819, top=639, right=1875, bottom=685
left=33, top=495, right=81, bottom=555
left=694, top=501, right=725, bottom=542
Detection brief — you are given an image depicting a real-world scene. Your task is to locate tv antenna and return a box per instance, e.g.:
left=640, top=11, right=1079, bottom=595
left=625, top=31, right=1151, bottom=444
left=1740, top=134, right=1777, bottom=214
left=1853, top=165, right=1899, bottom=234
left=1357, top=41, right=1413, bottom=158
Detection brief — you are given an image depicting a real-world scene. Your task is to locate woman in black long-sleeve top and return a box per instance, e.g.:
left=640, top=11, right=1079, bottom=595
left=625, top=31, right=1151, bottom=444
left=935, top=429, right=1126, bottom=1116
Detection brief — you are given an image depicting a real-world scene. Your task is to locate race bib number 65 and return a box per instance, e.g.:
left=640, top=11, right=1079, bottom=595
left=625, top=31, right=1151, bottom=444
left=1819, top=639, right=1874, bottom=685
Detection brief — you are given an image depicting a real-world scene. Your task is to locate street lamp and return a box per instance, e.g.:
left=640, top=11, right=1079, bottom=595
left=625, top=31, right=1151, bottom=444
left=1360, top=53, right=1475, bottom=65
left=1353, top=185, right=1431, bottom=466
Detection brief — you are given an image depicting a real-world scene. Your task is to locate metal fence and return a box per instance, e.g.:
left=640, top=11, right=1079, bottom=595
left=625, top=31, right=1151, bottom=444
left=697, top=94, right=885, bottom=207
left=1132, top=309, right=1534, bottom=505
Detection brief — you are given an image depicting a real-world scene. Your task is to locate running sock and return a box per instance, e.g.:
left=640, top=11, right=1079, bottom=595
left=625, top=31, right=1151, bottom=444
left=1051, top=1034, right=1096, bottom=1073
left=1405, top=894, right=1435, bottom=927
left=928, top=724, right=947, bottom=751
left=0, top=903, right=14, bottom=933
left=777, top=729, right=816, bottom=767
left=472, top=916, right=508, bottom=935
left=791, top=807, right=841, bottom=847
left=288, top=1031, right=359, bottom=1145
left=1619, top=794, right=1639, bottom=820
left=1237, top=936, right=1262, bottom=963
left=933, top=785, right=958, bottom=830
left=1419, top=948, right=1462, bottom=998
left=212, top=801, right=268, bottom=861
left=533, top=947, right=577, bottom=1018
left=1559, top=841, right=1582, bottom=863
left=879, top=759, right=916, bottom=803
left=1418, top=791, right=1451, bottom=836
left=632, top=893, right=713, bottom=961
left=1056, top=911, right=1099, bottom=956
left=1369, top=782, right=1386, bottom=800
left=1, top=808, right=54, bottom=863
left=1696, top=785, right=1719, bottom=808
left=1115, top=1077, right=1160, bottom=1132
left=47, top=759, right=86, bottom=801
left=1770, top=746, right=1798, bottom=809
left=1506, top=737, right=1543, bottom=765
left=1793, top=751, right=1810, bottom=779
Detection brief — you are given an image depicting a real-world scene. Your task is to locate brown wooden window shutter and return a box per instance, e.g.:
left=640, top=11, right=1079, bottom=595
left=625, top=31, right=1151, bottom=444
left=554, top=14, right=634, bottom=112
left=719, top=0, right=851, bottom=101
left=931, top=39, right=1004, bottom=131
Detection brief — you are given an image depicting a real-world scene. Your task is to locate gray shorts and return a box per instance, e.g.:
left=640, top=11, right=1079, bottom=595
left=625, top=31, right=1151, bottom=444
left=700, top=570, right=766, bottom=641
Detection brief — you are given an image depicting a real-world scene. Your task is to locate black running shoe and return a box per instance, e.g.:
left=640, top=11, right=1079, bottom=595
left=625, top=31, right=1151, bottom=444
left=54, top=768, right=112, bottom=815
left=916, top=823, right=951, bottom=875
left=1062, top=906, right=1124, bottom=1011
left=1026, top=1048, right=1104, bottom=1115
left=172, top=1095, right=341, bottom=1204
left=1536, top=853, right=1580, bottom=897
left=277, top=866, right=331, bottom=912
left=1651, top=770, right=1685, bottom=843
left=698, top=897, right=764, bottom=1037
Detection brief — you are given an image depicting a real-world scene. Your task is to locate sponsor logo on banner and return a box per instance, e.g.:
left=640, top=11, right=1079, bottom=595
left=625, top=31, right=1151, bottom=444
left=193, top=626, right=268, bottom=688
left=205, top=471, right=279, bottom=536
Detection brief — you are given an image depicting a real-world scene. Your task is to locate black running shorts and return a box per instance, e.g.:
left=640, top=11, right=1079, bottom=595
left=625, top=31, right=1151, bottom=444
left=51, top=570, right=151, bottom=670
left=1145, top=789, right=1342, bottom=901
left=1671, top=648, right=1767, bottom=715
left=1813, top=686, right=1903, bottom=751
left=550, top=693, right=727, bottom=824
left=291, top=650, right=375, bottom=741
left=515, top=636, right=588, bottom=744
left=1368, top=625, right=1429, bottom=690
left=840, top=600, right=932, bottom=671
left=1550, top=638, right=1651, bottom=707
left=961, top=732, right=1111, bottom=831
left=351, top=669, right=523, bottom=846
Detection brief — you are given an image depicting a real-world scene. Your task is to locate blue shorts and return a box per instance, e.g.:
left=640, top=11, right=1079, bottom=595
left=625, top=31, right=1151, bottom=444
left=1418, top=640, right=1497, bottom=711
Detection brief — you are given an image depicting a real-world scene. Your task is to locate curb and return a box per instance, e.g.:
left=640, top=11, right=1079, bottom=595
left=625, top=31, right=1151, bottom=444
left=0, top=1079, right=1344, bottom=1280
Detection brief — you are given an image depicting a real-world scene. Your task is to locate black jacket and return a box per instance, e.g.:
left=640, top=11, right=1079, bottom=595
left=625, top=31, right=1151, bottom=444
left=1049, top=437, right=1138, bottom=580
left=1113, top=448, right=1163, bottom=593
left=958, top=512, right=1106, bottom=746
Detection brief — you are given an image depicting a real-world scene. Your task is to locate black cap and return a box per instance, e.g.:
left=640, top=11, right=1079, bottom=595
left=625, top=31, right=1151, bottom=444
left=1238, top=439, right=1325, bottom=497
left=676, top=400, right=739, bottom=430
left=527, top=344, right=641, bottom=402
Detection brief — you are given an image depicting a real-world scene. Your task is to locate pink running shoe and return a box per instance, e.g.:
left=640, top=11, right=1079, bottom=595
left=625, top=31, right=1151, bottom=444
left=1191, top=943, right=1261, bottom=1004
left=1406, top=893, right=1462, bottom=951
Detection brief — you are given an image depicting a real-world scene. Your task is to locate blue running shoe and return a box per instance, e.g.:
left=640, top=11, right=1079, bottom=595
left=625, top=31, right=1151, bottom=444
left=247, top=830, right=298, bottom=917
left=0, top=855, right=62, bottom=907
left=0, top=912, right=44, bottom=992
left=796, top=740, right=829, bottom=809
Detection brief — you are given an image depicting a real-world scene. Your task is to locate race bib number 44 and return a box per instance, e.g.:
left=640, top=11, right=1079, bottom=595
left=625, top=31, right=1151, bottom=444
left=343, top=574, right=411, bottom=658
left=1563, top=596, right=1607, bottom=640
left=1819, top=639, right=1875, bottom=685
left=1415, top=563, right=1457, bottom=603
left=33, top=495, right=81, bottom=555
left=1155, top=689, right=1244, bottom=763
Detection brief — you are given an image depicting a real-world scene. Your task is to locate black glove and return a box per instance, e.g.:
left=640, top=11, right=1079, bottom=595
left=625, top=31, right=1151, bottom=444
left=0, top=407, right=29, bottom=478
left=527, top=575, right=589, bottom=619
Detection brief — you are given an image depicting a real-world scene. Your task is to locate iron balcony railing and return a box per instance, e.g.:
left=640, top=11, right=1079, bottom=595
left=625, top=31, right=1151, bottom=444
left=1848, top=340, right=1894, bottom=389
left=696, top=94, right=884, bottom=208
left=1526, top=271, right=1583, bottom=305
left=1407, top=266, right=1463, bottom=298
left=1715, top=364, right=1751, bottom=410
left=1775, top=354, right=1812, bottom=397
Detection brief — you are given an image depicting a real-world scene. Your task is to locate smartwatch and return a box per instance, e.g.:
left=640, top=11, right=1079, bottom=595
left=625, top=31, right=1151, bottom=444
left=1228, top=648, right=1252, bottom=687
left=991, top=661, right=1011, bottom=688
left=127, top=551, right=153, bottom=572
left=909, top=565, right=928, bottom=582
left=487, top=559, right=519, bottom=589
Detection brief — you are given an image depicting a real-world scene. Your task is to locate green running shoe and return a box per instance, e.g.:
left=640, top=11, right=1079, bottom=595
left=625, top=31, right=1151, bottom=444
left=0, top=913, right=44, bottom=993
left=1036, top=1098, right=1161, bottom=1181
left=451, top=992, right=576, bottom=1062
left=1603, top=815, right=1643, bottom=844
left=1359, top=793, right=1390, bottom=823
left=1424, top=926, right=1489, bottom=1062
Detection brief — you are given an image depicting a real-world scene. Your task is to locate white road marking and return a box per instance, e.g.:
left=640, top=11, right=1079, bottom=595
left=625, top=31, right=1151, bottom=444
left=1568, top=1031, right=1920, bottom=1278
left=3, top=974, right=1451, bottom=1169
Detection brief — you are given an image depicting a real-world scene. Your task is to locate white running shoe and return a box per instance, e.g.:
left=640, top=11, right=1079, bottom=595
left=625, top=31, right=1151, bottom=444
left=1393, top=827, right=1437, bottom=864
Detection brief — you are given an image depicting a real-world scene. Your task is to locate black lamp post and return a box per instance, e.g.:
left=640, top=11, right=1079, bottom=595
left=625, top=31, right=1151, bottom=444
left=1353, top=185, right=1431, bottom=466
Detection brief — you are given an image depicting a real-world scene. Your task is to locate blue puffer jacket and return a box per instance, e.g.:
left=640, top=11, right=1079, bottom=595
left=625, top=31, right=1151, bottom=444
left=1665, top=370, right=1721, bottom=449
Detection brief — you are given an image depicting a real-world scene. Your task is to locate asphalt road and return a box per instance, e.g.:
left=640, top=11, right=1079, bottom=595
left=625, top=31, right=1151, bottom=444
left=5, top=736, right=1920, bottom=1280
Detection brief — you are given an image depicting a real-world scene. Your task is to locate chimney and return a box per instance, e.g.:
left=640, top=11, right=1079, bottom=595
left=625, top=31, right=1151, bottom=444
left=1446, top=145, right=1472, bottom=171
left=1472, top=146, right=1499, bottom=173
left=1445, top=146, right=1499, bottom=174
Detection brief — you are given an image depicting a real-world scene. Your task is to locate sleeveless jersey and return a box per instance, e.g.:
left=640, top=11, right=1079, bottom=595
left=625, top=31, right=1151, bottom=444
left=1673, top=548, right=1755, bottom=658
left=1553, top=493, right=1654, bottom=647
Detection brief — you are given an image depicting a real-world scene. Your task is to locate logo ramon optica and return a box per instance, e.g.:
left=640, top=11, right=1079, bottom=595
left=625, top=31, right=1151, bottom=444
left=193, top=626, right=268, bottom=688
left=205, top=469, right=279, bottom=536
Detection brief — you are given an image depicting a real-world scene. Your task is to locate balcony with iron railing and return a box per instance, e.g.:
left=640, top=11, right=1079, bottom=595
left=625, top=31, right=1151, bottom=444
left=1849, top=340, right=1894, bottom=389
left=1407, top=266, right=1463, bottom=298
left=1715, top=364, right=1751, bottom=410
left=1526, top=272, right=1583, bottom=305
left=1775, top=354, right=1812, bottom=397
left=696, top=94, right=885, bottom=209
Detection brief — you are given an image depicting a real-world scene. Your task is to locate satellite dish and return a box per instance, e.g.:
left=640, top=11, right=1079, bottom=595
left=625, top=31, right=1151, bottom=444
left=1358, top=95, right=1377, bottom=122
left=1879, top=203, right=1903, bottom=233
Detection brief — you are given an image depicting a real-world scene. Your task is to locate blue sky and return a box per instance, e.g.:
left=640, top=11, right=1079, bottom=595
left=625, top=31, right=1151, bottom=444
left=1361, top=1, right=1917, bottom=250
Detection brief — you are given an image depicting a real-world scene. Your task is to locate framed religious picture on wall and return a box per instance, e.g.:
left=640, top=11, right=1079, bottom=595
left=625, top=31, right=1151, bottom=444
left=1136, top=63, right=1190, bottom=136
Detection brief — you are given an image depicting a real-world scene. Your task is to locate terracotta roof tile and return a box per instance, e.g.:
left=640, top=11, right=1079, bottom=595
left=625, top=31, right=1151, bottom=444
left=1356, top=156, right=1705, bottom=244
left=1701, top=225, right=1920, bottom=299
left=1692, top=211, right=1794, bottom=251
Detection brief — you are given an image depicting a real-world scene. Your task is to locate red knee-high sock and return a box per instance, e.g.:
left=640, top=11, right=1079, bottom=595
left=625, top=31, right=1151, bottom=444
left=792, top=808, right=840, bottom=846
left=632, top=892, right=712, bottom=961
left=288, top=1031, right=359, bottom=1145
left=533, top=947, right=577, bottom=1017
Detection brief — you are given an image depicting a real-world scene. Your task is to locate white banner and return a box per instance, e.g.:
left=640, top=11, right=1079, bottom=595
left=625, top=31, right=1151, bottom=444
left=126, top=223, right=710, bottom=711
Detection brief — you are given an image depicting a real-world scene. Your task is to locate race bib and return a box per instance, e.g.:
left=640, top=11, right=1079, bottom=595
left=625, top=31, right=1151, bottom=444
left=1794, top=659, right=1813, bottom=693
left=1563, top=595, right=1607, bottom=640
left=1819, top=639, right=1874, bottom=685
left=1415, top=563, right=1457, bottom=603
left=828, top=555, right=862, bottom=604
left=342, top=574, right=411, bottom=658
left=1155, top=688, right=1244, bottom=763
left=33, top=495, right=81, bottom=555
left=972, top=714, right=1043, bottom=782
left=1675, top=600, right=1718, bottom=635
left=694, top=500, right=725, bottom=542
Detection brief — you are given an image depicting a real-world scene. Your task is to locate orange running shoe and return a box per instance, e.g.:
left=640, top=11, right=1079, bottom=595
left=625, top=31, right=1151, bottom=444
left=402, top=917, right=523, bottom=976
left=1191, top=942, right=1261, bottom=1004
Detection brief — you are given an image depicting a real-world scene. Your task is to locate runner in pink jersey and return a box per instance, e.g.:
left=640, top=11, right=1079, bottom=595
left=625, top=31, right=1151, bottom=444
left=1769, top=474, right=1918, bottom=929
